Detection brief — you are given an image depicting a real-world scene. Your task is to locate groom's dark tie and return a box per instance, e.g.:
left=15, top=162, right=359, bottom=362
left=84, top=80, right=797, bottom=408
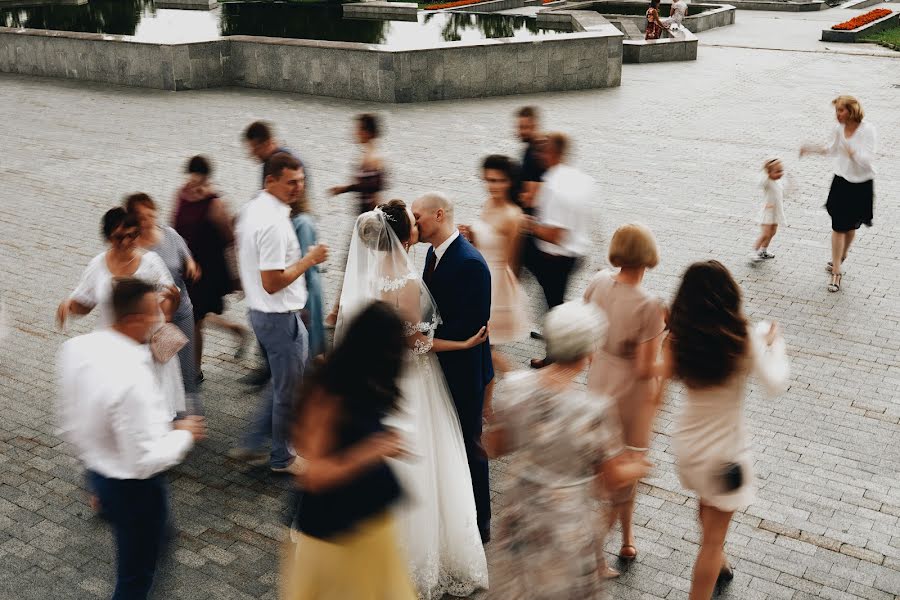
left=424, top=249, right=437, bottom=284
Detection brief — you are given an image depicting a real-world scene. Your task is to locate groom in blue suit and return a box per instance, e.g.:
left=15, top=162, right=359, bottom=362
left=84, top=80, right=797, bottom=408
left=412, top=192, right=494, bottom=542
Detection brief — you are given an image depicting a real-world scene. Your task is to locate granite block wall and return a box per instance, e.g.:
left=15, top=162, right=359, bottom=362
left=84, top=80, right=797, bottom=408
left=0, top=18, right=623, bottom=102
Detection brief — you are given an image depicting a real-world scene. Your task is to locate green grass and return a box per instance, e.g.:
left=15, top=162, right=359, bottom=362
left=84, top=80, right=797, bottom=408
left=861, top=25, right=900, bottom=51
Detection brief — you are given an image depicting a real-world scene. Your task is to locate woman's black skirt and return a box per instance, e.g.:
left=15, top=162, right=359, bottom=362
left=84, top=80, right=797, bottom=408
left=826, top=175, right=874, bottom=232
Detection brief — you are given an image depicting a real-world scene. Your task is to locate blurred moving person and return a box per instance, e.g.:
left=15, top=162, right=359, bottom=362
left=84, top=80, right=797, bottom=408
left=583, top=223, right=667, bottom=569
left=662, top=261, right=789, bottom=599
left=520, top=133, right=593, bottom=369
left=126, top=192, right=201, bottom=407
left=230, top=153, right=327, bottom=474
left=284, top=302, right=415, bottom=600
left=483, top=301, right=651, bottom=599
left=173, top=155, right=249, bottom=381
left=56, top=278, right=206, bottom=600
left=326, top=113, right=388, bottom=328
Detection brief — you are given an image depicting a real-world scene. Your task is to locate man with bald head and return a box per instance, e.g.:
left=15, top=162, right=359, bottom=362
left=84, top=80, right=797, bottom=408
left=412, top=192, right=494, bottom=542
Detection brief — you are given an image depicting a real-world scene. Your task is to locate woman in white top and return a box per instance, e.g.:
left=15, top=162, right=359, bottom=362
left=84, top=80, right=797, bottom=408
left=664, top=0, right=688, bottom=29
left=801, top=95, right=876, bottom=293
left=57, top=208, right=184, bottom=417
left=661, top=261, right=789, bottom=600
left=56, top=208, right=184, bottom=514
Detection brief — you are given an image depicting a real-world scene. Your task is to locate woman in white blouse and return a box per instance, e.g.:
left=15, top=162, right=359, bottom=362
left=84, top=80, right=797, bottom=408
left=801, top=95, right=876, bottom=293
left=57, top=208, right=183, bottom=416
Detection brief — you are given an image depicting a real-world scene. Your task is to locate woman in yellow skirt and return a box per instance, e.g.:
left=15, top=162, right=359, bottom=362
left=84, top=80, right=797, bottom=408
left=283, top=302, right=417, bottom=600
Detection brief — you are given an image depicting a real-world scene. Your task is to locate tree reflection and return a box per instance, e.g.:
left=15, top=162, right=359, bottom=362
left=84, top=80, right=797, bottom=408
left=434, top=12, right=544, bottom=41
left=219, top=2, right=387, bottom=44
left=0, top=0, right=152, bottom=36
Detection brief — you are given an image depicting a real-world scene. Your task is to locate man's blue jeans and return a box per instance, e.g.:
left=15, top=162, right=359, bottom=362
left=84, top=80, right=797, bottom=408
left=245, top=310, right=308, bottom=468
left=89, top=471, right=168, bottom=600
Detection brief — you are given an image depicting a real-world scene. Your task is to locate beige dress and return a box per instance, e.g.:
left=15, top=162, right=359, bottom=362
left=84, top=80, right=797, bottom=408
left=488, top=371, right=622, bottom=600
left=584, top=270, right=666, bottom=449
left=470, top=219, right=529, bottom=345
left=674, top=324, right=789, bottom=512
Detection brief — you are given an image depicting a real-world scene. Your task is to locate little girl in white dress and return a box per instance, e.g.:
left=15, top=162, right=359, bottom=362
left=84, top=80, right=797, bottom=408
left=751, top=158, right=787, bottom=263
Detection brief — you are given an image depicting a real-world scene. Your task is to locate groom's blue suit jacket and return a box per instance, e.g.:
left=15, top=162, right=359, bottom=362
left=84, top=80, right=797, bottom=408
left=424, top=235, right=494, bottom=434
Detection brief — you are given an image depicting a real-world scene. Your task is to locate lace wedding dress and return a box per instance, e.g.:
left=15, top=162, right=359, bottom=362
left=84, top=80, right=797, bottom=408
left=336, top=210, right=489, bottom=599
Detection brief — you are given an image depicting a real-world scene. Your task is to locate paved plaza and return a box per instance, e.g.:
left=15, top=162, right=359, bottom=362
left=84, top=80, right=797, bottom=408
left=0, top=6, right=899, bottom=599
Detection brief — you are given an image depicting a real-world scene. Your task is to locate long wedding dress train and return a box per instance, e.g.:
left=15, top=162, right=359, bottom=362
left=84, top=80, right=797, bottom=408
left=388, top=347, right=489, bottom=599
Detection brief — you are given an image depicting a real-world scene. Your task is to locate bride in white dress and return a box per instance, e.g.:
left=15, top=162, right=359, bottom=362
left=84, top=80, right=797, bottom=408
left=336, top=201, right=489, bottom=599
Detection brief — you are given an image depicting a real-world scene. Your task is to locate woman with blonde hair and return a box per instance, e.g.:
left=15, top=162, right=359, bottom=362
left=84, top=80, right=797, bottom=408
left=584, top=223, right=667, bottom=568
left=801, top=95, right=877, bottom=293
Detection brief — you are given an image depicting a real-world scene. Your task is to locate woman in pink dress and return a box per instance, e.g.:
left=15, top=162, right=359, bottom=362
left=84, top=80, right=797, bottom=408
left=584, top=223, right=667, bottom=570
left=460, top=155, right=529, bottom=415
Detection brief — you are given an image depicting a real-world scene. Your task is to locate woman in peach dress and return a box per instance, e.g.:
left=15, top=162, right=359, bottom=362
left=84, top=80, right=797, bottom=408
left=460, top=154, right=529, bottom=415
left=584, top=224, right=667, bottom=571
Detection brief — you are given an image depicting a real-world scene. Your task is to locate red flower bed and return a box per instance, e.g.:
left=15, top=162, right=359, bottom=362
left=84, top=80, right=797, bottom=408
left=424, top=0, right=485, bottom=8
left=831, top=8, right=891, bottom=31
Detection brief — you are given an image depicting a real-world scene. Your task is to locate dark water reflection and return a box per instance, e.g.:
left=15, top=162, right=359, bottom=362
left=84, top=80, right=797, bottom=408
left=0, top=0, right=153, bottom=37
left=0, top=0, right=563, bottom=46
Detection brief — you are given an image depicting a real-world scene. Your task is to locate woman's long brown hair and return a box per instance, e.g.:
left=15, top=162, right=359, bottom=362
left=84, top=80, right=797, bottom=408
left=669, top=260, right=748, bottom=389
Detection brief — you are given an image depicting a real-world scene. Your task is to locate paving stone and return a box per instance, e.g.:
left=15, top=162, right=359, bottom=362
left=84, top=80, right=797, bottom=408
left=2, top=8, right=900, bottom=598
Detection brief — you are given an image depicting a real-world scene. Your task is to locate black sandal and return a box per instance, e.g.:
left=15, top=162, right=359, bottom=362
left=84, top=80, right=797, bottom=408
left=717, top=564, right=734, bottom=584
left=827, top=273, right=842, bottom=293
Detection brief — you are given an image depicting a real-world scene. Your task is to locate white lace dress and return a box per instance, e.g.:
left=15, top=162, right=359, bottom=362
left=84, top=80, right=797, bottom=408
left=336, top=209, right=489, bottom=600
left=380, top=275, right=489, bottom=600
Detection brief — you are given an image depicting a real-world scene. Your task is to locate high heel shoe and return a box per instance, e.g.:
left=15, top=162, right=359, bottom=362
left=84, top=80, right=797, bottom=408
left=717, top=564, right=734, bottom=584
left=827, top=273, right=842, bottom=293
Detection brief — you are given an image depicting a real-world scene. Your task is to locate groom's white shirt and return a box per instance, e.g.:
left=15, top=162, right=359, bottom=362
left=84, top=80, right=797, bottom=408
left=433, top=229, right=460, bottom=267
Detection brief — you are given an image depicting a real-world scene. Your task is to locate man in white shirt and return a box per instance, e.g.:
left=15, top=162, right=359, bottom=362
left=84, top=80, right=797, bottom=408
left=232, top=152, right=327, bottom=474
left=57, top=278, right=206, bottom=600
left=521, top=133, right=594, bottom=368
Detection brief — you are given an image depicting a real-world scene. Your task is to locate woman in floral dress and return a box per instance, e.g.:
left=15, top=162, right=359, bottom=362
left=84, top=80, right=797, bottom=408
left=645, top=0, right=666, bottom=39
left=484, top=301, right=650, bottom=599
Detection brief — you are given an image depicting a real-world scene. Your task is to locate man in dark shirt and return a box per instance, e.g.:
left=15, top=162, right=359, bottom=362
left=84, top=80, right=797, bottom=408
left=239, top=121, right=304, bottom=387
left=243, top=120, right=302, bottom=186
left=516, top=106, right=545, bottom=215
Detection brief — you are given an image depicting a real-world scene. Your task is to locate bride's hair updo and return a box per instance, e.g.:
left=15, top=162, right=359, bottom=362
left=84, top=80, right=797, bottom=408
left=357, top=199, right=411, bottom=251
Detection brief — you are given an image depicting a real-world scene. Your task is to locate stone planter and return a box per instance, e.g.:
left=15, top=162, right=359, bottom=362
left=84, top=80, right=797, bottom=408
left=821, top=10, right=898, bottom=42
left=725, top=0, right=825, bottom=11
left=0, top=9, right=625, bottom=103
left=343, top=1, right=418, bottom=20
left=545, top=1, right=736, bottom=34
left=155, top=0, right=218, bottom=9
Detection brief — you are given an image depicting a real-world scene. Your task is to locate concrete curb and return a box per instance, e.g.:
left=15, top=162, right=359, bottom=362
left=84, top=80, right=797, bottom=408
left=724, top=0, right=825, bottom=11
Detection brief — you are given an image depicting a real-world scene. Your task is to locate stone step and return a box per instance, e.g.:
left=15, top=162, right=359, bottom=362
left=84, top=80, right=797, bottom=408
left=620, top=19, right=644, bottom=39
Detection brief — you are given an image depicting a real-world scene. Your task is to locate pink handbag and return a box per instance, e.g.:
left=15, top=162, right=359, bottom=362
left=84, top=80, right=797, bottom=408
left=149, top=323, right=188, bottom=364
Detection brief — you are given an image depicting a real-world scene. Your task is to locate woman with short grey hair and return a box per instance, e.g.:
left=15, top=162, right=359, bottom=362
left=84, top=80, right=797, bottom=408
left=484, top=301, right=650, bottom=598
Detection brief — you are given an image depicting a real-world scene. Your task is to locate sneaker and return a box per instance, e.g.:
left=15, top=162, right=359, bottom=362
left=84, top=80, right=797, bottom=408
left=748, top=251, right=763, bottom=264
left=271, top=457, right=306, bottom=476
left=226, top=447, right=269, bottom=466
left=759, top=251, right=775, bottom=259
